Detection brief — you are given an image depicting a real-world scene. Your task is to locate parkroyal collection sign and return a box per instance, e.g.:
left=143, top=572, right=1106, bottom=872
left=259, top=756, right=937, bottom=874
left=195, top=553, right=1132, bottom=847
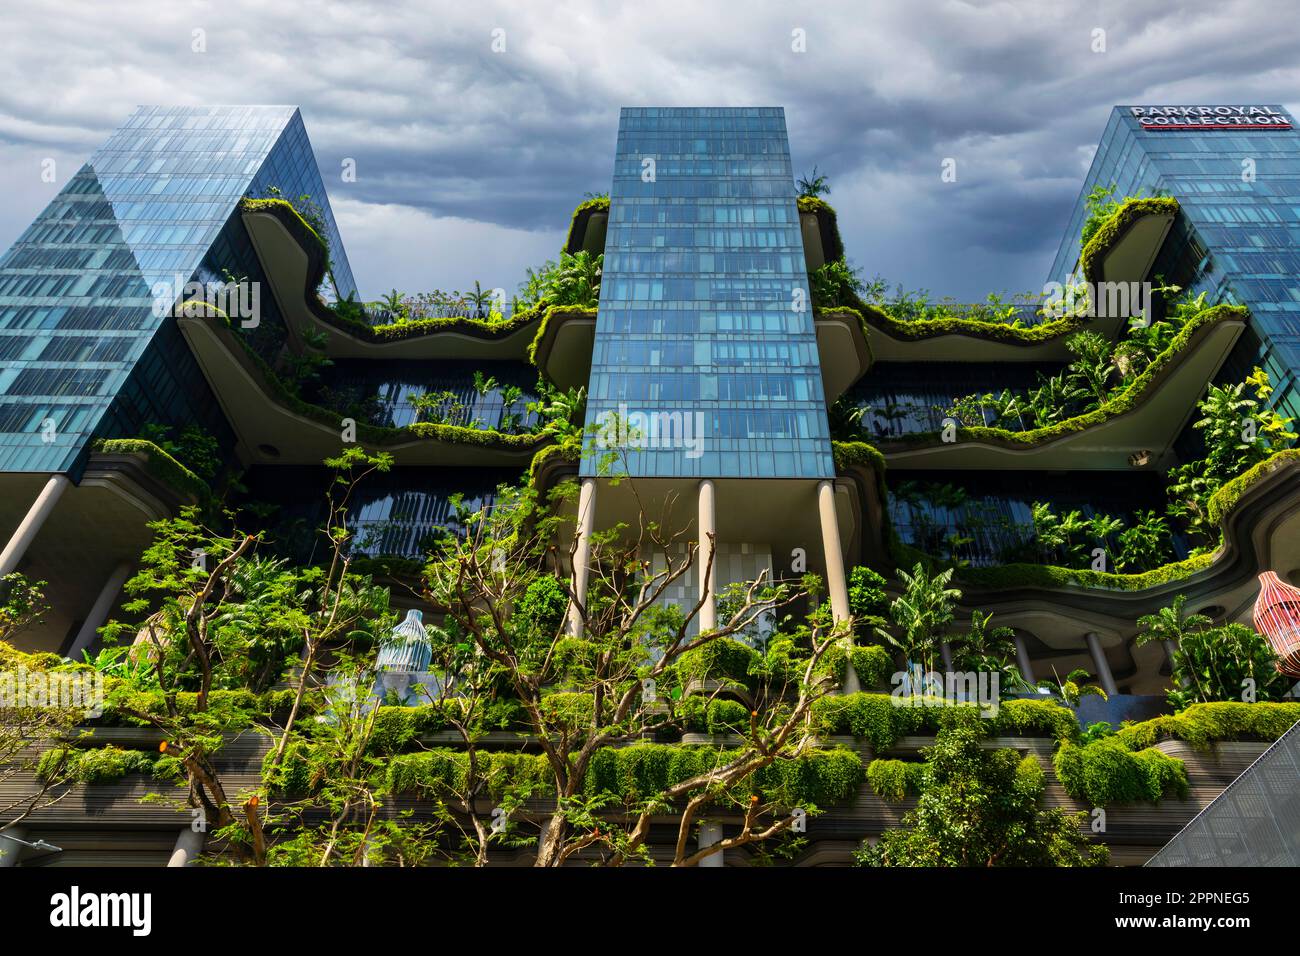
left=1131, top=105, right=1292, bottom=130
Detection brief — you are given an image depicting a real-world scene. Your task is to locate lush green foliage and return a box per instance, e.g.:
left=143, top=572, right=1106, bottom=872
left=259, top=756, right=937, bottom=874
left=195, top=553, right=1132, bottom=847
left=1053, top=738, right=1188, bottom=805
left=856, top=719, right=1108, bottom=866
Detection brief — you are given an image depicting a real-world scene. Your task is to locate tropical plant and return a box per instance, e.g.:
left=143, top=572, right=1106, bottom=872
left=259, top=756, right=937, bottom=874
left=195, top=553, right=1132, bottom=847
left=796, top=166, right=830, bottom=198
left=855, top=717, right=1108, bottom=866
left=1137, top=598, right=1287, bottom=708
left=1037, top=668, right=1108, bottom=707
left=875, top=563, right=960, bottom=673
left=546, top=251, right=603, bottom=308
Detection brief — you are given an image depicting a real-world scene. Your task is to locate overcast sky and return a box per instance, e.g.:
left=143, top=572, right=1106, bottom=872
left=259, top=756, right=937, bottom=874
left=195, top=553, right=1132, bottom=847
left=1, top=0, right=1298, bottom=302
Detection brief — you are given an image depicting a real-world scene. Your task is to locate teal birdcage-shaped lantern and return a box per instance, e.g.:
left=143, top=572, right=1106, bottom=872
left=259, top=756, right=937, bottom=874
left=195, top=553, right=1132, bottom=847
left=377, top=609, right=432, bottom=674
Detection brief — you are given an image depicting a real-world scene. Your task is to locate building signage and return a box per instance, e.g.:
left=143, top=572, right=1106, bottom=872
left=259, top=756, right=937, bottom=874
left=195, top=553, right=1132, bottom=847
left=1130, top=106, right=1291, bottom=130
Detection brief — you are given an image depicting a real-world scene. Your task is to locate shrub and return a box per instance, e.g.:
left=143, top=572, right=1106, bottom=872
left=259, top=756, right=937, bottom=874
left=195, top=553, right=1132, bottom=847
left=1053, top=739, right=1188, bottom=805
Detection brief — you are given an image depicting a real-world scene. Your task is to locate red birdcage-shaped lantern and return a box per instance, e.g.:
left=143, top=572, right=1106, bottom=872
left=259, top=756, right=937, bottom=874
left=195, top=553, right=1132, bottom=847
left=1252, top=571, right=1300, bottom=678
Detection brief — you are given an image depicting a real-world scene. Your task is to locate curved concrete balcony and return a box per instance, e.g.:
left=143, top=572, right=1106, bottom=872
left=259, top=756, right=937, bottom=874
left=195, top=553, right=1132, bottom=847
left=240, top=199, right=541, bottom=361
left=875, top=305, right=1246, bottom=471
left=945, top=452, right=1300, bottom=674
left=822, top=197, right=1180, bottom=365
left=564, top=197, right=609, bottom=256
left=0, top=454, right=185, bottom=654
left=176, top=303, right=550, bottom=469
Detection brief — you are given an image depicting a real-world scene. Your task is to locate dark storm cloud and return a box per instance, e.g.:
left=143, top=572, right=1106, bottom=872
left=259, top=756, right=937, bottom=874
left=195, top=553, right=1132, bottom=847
left=0, top=0, right=1297, bottom=299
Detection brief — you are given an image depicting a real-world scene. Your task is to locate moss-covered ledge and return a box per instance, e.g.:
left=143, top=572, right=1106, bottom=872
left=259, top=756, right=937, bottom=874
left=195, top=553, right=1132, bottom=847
left=175, top=300, right=554, bottom=467
left=815, top=196, right=1181, bottom=362
left=1079, top=196, right=1180, bottom=285
left=564, top=195, right=610, bottom=255
left=527, top=305, right=599, bottom=389
left=874, top=303, right=1246, bottom=467
left=89, top=438, right=209, bottom=502
left=239, top=197, right=544, bottom=359
left=936, top=443, right=1300, bottom=594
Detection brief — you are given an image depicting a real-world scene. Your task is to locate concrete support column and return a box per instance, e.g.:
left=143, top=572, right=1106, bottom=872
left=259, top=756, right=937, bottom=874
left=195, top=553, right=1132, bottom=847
left=167, top=827, right=205, bottom=867
left=697, top=821, right=723, bottom=867
left=697, top=479, right=717, bottom=632
left=1013, top=634, right=1036, bottom=686
left=565, top=478, right=598, bottom=637
left=1085, top=631, right=1119, bottom=696
left=816, top=481, right=851, bottom=623
left=817, top=480, right=858, bottom=693
left=939, top=641, right=953, bottom=673
left=66, top=561, right=133, bottom=659
left=0, top=827, right=26, bottom=867
left=0, top=475, right=70, bottom=578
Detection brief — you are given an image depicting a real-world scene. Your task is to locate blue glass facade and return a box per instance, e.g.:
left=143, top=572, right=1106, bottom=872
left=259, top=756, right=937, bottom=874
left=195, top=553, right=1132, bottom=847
left=582, top=107, right=834, bottom=479
left=1049, top=104, right=1300, bottom=425
left=0, top=105, right=354, bottom=474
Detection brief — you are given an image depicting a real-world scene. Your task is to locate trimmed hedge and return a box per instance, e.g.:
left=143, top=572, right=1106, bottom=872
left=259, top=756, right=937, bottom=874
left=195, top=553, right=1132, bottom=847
left=677, top=696, right=752, bottom=734
left=386, top=742, right=864, bottom=809
left=1207, top=448, right=1300, bottom=525
left=387, top=749, right=552, bottom=802
left=818, top=643, right=894, bottom=688
left=880, top=304, right=1246, bottom=450
left=810, top=693, right=1081, bottom=750
left=91, top=438, right=209, bottom=502
left=1113, top=701, right=1300, bottom=751
left=677, top=637, right=760, bottom=689
left=831, top=440, right=886, bottom=474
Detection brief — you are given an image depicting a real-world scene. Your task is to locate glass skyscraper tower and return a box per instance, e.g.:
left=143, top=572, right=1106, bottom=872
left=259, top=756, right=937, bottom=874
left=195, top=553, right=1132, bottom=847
left=1049, top=104, right=1300, bottom=424
left=583, top=107, right=834, bottom=479
left=0, top=105, right=353, bottom=474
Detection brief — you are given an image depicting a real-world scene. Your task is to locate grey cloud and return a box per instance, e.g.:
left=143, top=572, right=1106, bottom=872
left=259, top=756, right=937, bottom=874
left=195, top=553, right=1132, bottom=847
left=0, top=0, right=1298, bottom=300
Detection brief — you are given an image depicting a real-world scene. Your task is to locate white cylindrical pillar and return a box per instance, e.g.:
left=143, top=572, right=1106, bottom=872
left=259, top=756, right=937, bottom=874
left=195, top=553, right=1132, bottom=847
left=0, top=827, right=26, bottom=867
left=167, top=827, right=205, bottom=867
left=817, top=480, right=858, bottom=693
left=1013, top=634, right=1036, bottom=686
left=66, top=561, right=133, bottom=659
left=698, top=821, right=723, bottom=867
left=0, top=475, right=70, bottom=577
left=697, top=479, right=717, bottom=632
left=816, top=481, right=851, bottom=623
left=565, top=478, right=598, bottom=637
left=1084, top=632, right=1119, bottom=696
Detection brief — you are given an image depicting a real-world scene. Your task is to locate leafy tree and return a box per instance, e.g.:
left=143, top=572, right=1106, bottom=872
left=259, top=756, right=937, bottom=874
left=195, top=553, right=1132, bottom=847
left=855, top=717, right=1108, bottom=866
left=422, top=478, right=848, bottom=867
